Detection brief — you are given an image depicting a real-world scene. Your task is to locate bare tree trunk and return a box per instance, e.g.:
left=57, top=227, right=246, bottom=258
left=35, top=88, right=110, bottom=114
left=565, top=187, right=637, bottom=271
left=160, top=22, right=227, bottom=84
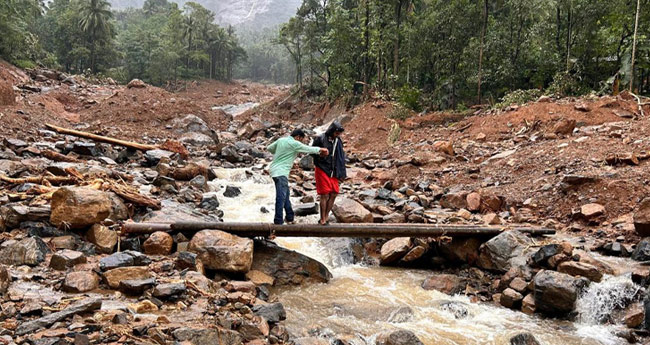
left=566, top=0, right=572, bottom=71
left=630, top=0, right=641, bottom=92
left=393, top=0, right=404, bottom=82
left=363, top=0, right=371, bottom=95
left=477, top=0, right=488, bottom=104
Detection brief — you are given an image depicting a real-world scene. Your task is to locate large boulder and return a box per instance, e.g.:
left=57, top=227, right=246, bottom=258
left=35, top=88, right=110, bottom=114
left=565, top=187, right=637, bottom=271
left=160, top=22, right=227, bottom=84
left=632, top=238, right=650, bottom=262
left=438, top=237, right=482, bottom=264
left=533, top=270, right=588, bottom=315
left=0, top=237, right=49, bottom=266
left=250, top=240, right=331, bottom=286
left=376, top=330, right=424, bottom=345
left=172, top=114, right=219, bottom=143
left=188, top=230, right=253, bottom=273
left=477, top=231, right=532, bottom=272
left=50, top=187, right=112, bottom=229
left=634, top=198, right=650, bottom=237
left=380, top=237, right=412, bottom=265
left=332, top=197, right=373, bottom=223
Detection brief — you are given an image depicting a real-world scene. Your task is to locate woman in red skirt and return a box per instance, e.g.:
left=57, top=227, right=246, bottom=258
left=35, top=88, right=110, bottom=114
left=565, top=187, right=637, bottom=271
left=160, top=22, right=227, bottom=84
left=312, top=122, right=347, bottom=225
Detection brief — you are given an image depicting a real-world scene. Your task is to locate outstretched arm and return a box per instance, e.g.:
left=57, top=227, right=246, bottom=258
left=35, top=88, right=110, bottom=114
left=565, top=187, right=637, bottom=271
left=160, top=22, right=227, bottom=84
left=267, top=140, right=278, bottom=154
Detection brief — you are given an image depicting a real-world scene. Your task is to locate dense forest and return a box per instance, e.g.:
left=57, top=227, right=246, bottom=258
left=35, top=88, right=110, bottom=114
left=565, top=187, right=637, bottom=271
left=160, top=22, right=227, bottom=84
left=0, top=0, right=246, bottom=85
left=1, top=0, right=648, bottom=110
left=279, top=0, right=650, bottom=110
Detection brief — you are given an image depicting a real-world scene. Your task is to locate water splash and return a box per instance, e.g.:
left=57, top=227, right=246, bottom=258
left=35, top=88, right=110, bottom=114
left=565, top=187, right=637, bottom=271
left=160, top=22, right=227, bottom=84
left=576, top=274, right=641, bottom=325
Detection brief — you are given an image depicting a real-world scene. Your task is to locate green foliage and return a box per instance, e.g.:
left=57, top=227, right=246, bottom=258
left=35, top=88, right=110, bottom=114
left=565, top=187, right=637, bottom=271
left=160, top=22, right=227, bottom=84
left=279, top=0, right=650, bottom=107
left=388, top=104, right=412, bottom=121
left=494, top=89, right=543, bottom=109
left=395, top=85, right=422, bottom=112
left=14, top=59, right=37, bottom=69
left=546, top=71, right=588, bottom=97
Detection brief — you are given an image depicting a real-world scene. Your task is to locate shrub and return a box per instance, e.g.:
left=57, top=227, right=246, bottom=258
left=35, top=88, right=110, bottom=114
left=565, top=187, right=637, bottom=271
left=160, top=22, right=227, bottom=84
left=546, top=71, right=588, bottom=97
left=14, top=59, right=36, bottom=69
left=388, top=104, right=412, bottom=121
left=395, top=85, right=422, bottom=112
left=494, top=89, right=542, bottom=109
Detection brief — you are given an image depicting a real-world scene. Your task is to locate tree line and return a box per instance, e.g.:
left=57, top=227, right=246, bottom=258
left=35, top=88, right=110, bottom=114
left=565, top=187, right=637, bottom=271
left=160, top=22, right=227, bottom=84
left=279, top=0, right=650, bottom=110
left=0, top=0, right=247, bottom=85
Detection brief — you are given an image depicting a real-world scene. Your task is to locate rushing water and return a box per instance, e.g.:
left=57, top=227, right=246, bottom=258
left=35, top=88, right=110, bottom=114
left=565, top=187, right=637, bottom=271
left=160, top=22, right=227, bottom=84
left=212, top=168, right=639, bottom=345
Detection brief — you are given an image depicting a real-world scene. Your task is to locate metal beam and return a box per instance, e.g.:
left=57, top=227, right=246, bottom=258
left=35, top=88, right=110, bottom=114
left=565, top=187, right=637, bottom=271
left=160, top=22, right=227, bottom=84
left=121, top=222, right=555, bottom=238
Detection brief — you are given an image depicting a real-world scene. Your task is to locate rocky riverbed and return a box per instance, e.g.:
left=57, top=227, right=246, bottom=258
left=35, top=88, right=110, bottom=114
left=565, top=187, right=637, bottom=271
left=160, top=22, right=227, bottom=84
left=1, top=64, right=650, bottom=344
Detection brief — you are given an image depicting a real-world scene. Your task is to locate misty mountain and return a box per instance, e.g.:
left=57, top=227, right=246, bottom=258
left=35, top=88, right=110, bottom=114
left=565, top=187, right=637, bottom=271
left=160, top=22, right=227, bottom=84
left=108, top=0, right=302, bottom=28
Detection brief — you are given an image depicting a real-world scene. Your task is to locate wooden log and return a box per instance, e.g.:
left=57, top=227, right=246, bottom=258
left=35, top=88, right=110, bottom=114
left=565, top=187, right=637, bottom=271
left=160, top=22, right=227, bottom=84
left=45, top=123, right=158, bottom=151
left=0, top=174, right=77, bottom=186
left=121, top=221, right=555, bottom=238
left=109, top=183, right=161, bottom=210
left=41, top=150, right=80, bottom=163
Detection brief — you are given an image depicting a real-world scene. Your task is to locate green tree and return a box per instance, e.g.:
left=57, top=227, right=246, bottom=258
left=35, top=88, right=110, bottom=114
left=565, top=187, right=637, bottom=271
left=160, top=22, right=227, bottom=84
left=79, top=0, right=115, bottom=72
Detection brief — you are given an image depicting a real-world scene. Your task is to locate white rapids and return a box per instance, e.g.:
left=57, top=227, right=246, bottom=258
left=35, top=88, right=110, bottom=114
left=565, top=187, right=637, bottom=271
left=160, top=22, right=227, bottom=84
left=214, top=168, right=640, bottom=345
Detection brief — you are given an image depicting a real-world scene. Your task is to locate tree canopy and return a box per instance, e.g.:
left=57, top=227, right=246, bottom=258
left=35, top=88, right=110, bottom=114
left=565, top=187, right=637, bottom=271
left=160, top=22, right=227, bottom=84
left=0, top=0, right=247, bottom=85
left=279, top=0, right=649, bottom=109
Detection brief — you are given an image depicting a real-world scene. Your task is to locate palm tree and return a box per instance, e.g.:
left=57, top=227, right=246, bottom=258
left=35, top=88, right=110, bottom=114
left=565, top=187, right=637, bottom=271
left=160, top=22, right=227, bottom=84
left=79, top=0, right=113, bottom=72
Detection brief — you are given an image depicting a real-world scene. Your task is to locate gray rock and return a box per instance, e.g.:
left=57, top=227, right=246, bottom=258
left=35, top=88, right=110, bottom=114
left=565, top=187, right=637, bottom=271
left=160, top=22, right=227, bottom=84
left=16, top=298, right=102, bottom=335
left=294, top=203, right=318, bottom=217
left=252, top=302, right=286, bottom=322
left=49, top=250, right=86, bottom=271
left=510, top=333, right=541, bottom=345
left=144, top=149, right=174, bottom=165
left=118, top=277, right=156, bottom=295
left=376, top=330, right=424, bottom=345
left=223, top=185, right=241, bottom=198
left=533, top=270, right=589, bottom=315
left=477, top=231, right=532, bottom=272
left=299, top=155, right=314, bottom=170
left=199, top=193, right=220, bottom=210
left=72, top=141, right=99, bottom=156
left=99, top=250, right=151, bottom=271
left=180, top=132, right=216, bottom=146
left=533, top=244, right=560, bottom=266
left=0, top=237, right=49, bottom=266
left=153, top=283, right=186, bottom=299
left=632, top=238, right=650, bottom=261
left=251, top=240, right=331, bottom=286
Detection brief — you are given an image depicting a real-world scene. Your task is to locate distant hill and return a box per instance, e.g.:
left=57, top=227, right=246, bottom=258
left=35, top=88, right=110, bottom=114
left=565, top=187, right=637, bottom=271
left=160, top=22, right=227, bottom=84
left=108, top=0, right=302, bottom=28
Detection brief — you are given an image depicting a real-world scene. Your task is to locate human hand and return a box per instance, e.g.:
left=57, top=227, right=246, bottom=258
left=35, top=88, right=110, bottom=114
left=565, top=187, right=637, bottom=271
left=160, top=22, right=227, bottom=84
left=319, top=148, right=329, bottom=156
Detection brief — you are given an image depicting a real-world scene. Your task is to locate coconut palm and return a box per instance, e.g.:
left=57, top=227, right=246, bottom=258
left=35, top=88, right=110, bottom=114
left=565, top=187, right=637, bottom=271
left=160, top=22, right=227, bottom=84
left=79, top=0, right=113, bottom=72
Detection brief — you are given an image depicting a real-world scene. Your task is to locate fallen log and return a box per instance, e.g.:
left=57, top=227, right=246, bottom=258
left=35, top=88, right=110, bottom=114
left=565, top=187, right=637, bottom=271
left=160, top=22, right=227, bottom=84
left=45, top=123, right=158, bottom=151
left=121, top=221, right=555, bottom=238
left=109, top=182, right=161, bottom=210
left=0, top=174, right=77, bottom=186
left=41, top=149, right=80, bottom=163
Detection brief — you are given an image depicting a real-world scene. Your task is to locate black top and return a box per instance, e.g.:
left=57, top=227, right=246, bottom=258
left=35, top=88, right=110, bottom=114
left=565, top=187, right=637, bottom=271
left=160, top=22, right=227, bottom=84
left=311, top=122, right=347, bottom=179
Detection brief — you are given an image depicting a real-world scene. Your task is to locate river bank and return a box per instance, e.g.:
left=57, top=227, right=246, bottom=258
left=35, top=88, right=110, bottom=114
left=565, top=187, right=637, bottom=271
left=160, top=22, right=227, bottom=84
left=1, top=62, right=649, bottom=344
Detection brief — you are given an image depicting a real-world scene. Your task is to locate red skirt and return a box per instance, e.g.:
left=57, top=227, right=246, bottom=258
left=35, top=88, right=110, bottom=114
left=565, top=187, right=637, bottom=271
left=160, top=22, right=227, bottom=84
left=315, top=167, right=340, bottom=195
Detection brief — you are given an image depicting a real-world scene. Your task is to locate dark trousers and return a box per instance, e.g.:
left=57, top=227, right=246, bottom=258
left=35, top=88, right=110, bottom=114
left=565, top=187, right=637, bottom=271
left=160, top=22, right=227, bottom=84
left=273, top=176, right=294, bottom=225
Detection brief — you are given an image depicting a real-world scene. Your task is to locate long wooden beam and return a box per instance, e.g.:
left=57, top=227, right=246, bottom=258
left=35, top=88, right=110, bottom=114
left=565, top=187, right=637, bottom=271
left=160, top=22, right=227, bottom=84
left=121, top=221, right=555, bottom=238
left=45, top=123, right=158, bottom=151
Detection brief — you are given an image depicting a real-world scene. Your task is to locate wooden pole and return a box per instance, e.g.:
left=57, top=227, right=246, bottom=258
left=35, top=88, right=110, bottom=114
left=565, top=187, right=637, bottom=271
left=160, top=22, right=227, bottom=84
left=45, top=124, right=158, bottom=151
left=121, top=221, right=555, bottom=238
